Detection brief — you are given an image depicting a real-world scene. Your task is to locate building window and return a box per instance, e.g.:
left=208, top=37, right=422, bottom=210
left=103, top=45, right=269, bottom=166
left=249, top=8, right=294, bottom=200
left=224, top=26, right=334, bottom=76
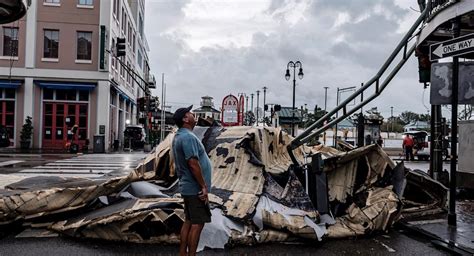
left=78, top=0, right=92, bottom=5
left=43, top=29, right=59, bottom=59
left=137, top=50, right=142, bottom=69
left=76, top=31, right=92, bottom=60
left=113, top=0, right=119, bottom=18
left=121, top=7, right=126, bottom=32
left=132, top=33, right=135, bottom=53
left=44, top=0, right=60, bottom=3
left=128, top=23, right=132, bottom=45
left=2, top=27, right=18, bottom=57
left=139, top=14, right=144, bottom=38
left=111, top=38, right=116, bottom=69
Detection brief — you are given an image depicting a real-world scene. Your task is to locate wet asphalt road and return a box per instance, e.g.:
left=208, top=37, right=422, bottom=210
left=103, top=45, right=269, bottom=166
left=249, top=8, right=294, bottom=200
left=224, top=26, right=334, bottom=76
left=0, top=229, right=449, bottom=256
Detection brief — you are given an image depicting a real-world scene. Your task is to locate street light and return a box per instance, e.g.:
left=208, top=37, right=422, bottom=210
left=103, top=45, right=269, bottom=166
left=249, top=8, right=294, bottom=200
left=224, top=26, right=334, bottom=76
left=285, top=61, right=304, bottom=137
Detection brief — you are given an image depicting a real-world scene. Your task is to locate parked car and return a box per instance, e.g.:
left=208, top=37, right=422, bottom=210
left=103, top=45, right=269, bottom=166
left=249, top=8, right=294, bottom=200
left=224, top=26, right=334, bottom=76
left=403, top=131, right=429, bottom=160
left=0, top=125, right=10, bottom=147
left=124, top=125, right=146, bottom=149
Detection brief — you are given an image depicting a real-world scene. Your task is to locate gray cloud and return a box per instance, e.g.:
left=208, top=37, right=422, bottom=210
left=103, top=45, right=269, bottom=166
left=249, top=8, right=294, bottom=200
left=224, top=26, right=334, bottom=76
left=145, top=0, right=428, bottom=118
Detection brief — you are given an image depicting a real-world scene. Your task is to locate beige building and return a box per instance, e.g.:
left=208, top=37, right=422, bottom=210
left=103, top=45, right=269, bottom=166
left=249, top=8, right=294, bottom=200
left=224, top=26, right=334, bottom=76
left=0, top=0, right=152, bottom=151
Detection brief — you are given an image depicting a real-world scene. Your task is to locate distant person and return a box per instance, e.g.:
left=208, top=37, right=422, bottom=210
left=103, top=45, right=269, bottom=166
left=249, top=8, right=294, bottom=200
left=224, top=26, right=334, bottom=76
left=365, top=134, right=372, bottom=146
left=172, top=106, right=212, bottom=256
left=403, top=135, right=414, bottom=161
left=377, top=135, right=383, bottom=147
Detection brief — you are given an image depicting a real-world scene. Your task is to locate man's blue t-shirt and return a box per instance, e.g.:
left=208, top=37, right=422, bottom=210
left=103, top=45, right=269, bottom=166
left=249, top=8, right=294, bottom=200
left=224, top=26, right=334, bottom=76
left=172, top=128, right=212, bottom=195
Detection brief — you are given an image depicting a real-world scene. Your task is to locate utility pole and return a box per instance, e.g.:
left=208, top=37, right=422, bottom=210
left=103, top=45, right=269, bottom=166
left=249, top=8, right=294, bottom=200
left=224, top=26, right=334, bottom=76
left=256, top=90, right=260, bottom=126
left=160, top=73, right=165, bottom=143
left=245, top=96, right=249, bottom=114
left=390, top=106, right=394, bottom=134
left=251, top=93, right=254, bottom=114
left=324, top=87, right=329, bottom=111
left=448, top=17, right=460, bottom=226
left=263, top=86, right=267, bottom=121
left=245, top=95, right=249, bottom=125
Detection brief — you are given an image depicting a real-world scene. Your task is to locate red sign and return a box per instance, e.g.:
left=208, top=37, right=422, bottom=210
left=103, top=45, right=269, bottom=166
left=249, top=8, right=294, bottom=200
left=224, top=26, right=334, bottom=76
left=221, top=95, right=239, bottom=126
left=238, top=95, right=244, bottom=125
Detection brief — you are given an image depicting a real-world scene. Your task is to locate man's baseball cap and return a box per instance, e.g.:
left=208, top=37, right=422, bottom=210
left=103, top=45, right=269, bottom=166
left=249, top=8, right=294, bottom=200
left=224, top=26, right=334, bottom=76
left=173, top=105, right=193, bottom=123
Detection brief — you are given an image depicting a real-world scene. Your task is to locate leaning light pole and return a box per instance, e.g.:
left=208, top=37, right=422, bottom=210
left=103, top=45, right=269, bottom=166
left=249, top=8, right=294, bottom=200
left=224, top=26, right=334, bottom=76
left=285, top=61, right=304, bottom=137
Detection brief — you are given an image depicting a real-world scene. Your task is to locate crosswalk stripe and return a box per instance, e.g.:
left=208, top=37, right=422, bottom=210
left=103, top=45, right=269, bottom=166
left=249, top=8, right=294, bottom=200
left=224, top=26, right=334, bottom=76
left=33, top=166, right=121, bottom=170
left=45, top=163, right=126, bottom=167
left=0, top=160, right=25, bottom=167
left=16, top=173, right=103, bottom=178
left=12, top=153, right=146, bottom=178
left=19, top=169, right=115, bottom=174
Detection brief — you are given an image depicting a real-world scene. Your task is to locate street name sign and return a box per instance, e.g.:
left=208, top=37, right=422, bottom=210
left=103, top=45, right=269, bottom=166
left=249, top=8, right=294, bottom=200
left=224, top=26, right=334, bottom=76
left=430, top=33, right=474, bottom=61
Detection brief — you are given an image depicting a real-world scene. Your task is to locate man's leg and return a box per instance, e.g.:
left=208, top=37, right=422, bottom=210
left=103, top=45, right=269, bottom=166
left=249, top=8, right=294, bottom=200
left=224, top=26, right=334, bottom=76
left=187, top=223, right=205, bottom=256
left=180, top=220, right=191, bottom=256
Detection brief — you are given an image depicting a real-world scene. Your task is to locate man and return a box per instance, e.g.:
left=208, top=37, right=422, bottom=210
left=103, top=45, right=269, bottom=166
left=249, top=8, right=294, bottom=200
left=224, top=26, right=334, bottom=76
left=403, top=134, right=414, bottom=161
left=172, top=105, right=212, bottom=256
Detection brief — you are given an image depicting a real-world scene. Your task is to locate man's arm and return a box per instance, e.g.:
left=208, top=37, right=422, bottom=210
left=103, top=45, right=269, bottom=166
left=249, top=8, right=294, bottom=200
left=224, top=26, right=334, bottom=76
left=187, top=158, right=208, bottom=202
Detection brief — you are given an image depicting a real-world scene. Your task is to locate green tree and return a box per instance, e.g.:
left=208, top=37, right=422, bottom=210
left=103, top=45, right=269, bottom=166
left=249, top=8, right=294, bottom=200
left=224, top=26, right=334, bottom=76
left=399, top=111, right=419, bottom=124
left=303, top=105, right=328, bottom=128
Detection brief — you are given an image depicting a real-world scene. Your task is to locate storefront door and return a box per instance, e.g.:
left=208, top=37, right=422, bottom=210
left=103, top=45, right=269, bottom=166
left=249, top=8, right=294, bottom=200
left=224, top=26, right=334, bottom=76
left=43, top=102, right=88, bottom=149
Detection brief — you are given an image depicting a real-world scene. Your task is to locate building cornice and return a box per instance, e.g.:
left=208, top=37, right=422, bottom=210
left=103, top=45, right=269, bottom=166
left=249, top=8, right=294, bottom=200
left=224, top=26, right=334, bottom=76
left=0, top=67, right=109, bottom=81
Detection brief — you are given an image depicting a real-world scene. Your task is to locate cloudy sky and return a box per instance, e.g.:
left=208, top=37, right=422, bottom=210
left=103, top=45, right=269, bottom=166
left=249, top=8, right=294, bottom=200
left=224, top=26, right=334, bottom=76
left=144, top=0, right=430, bottom=118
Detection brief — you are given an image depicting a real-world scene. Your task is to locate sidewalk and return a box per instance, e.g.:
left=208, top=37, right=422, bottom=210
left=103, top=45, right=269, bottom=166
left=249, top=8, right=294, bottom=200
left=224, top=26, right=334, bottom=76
left=401, top=200, right=474, bottom=255
left=0, top=147, right=148, bottom=156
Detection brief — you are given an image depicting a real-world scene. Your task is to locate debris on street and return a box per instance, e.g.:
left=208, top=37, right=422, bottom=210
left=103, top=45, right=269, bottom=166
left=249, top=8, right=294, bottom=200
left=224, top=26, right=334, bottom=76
left=0, top=126, right=447, bottom=251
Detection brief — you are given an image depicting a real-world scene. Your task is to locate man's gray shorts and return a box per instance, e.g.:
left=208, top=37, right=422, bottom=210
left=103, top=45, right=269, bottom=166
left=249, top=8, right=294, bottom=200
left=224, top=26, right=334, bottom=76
left=182, top=195, right=212, bottom=224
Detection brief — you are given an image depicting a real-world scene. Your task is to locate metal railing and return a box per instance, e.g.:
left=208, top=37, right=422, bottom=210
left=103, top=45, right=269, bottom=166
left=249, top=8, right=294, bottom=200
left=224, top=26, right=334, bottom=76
left=287, top=5, right=431, bottom=165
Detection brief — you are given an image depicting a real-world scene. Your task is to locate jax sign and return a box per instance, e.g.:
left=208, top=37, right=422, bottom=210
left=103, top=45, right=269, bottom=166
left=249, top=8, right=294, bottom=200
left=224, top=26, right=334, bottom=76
left=221, top=94, right=239, bottom=126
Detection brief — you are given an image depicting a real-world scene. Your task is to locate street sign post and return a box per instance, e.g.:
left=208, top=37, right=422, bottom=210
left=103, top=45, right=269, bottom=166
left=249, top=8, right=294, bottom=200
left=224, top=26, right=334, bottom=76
left=430, top=33, right=474, bottom=61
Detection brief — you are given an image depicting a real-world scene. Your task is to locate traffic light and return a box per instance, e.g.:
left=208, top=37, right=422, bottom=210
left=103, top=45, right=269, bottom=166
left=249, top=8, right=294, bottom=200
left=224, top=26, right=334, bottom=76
left=149, top=97, right=158, bottom=112
left=264, top=104, right=268, bottom=111
left=274, top=104, right=281, bottom=111
left=116, top=37, right=126, bottom=57
left=137, top=97, right=146, bottom=112
left=416, top=47, right=431, bottom=84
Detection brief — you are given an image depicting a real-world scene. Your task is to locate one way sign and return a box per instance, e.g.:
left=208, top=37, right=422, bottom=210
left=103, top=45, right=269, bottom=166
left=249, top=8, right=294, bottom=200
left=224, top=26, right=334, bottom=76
left=430, top=33, right=474, bottom=61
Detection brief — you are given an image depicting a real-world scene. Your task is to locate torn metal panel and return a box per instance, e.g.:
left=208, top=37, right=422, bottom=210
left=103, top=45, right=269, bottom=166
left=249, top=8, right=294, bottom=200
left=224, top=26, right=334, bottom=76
left=222, top=192, right=259, bottom=220
left=401, top=169, right=448, bottom=219
left=0, top=168, right=149, bottom=224
left=209, top=142, right=265, bottom=195
left=51, top=198, right=185, bottom=243
left=253, top=196, right=323, bottom=240
left=326, top=186, right=400, bottom=238
left=0, top=126, right=449, bottom=249
left=197, top=208, right=244, bottom=251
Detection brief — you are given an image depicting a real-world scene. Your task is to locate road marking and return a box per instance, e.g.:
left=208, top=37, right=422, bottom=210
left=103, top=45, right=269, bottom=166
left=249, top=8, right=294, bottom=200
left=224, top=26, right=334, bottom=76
left=19, top=169, right=115, bottom=174
left=45, top=163, right=126, bottom=167
left=16, top=173, right=103, bottom=178
left=0, top=160, right=24, bottom=167
left=33, top=166, right=120, bottom=170
left=374, top=239, right=396, bottom=253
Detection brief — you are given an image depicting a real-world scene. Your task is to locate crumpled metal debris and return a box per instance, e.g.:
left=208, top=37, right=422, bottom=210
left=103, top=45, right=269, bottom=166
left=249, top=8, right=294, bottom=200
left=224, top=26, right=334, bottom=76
left=0, top=126, right=447, bottom=251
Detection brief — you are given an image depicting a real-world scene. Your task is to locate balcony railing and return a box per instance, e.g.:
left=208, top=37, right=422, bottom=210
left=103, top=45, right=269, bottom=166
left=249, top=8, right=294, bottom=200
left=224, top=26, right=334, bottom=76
left=427, top=0, right=459, bottom=21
